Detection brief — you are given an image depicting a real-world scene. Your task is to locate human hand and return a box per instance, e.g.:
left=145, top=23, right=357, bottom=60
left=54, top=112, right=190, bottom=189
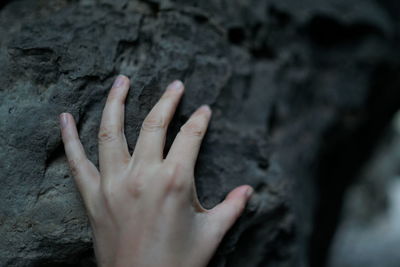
left=59, top=75, right=254, bottom=267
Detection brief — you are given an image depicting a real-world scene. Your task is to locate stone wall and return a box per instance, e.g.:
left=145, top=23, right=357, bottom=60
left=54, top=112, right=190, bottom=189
left=1, top=0, right=399, bottom=266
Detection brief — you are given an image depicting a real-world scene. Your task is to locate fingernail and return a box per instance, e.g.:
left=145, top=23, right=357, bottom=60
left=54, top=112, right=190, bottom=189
left=59, top=113, right=68, bottom=129
left=113, top=75, right=125, bottom=88
left=199, top=105, right=211, bottom=114
left=168, top=80, right=184, bottom=92
left=245, top=187, right=254, bottom=198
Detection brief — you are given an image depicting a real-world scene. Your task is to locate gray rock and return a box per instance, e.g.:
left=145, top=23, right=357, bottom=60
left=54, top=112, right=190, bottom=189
left=0, top=0, right=399, bottom=266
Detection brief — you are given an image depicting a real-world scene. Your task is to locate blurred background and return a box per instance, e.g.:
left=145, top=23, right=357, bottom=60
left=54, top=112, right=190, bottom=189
left=328, top=111, right=400, bottom=267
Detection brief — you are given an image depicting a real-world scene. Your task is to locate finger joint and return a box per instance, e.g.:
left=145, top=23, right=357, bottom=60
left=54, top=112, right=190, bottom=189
left=98, top=126, right=120, bottom=144
left=180, top=121, right=204, bottom=137
left=68, top=158, right=81, bottom=176
left=164, top=165, right=189, bottom=193
left=141, top=115, right=166, bottom=133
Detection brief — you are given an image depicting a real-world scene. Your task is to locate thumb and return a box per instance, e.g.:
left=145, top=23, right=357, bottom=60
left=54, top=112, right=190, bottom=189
left=207, top=185, right=254, bottom=238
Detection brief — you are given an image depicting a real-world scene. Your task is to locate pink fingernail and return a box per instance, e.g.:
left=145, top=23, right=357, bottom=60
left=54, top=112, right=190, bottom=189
left=200, top=105, right=211, bottom=113
left=168, top=80, right=184, bottom=92
left=113, top=75, right=125, bottom=88
left=59, top=113, right=68, bottom=129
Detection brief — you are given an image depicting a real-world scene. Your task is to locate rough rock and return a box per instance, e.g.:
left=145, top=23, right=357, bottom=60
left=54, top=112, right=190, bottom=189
left=1, top=0, right=400, bottom=266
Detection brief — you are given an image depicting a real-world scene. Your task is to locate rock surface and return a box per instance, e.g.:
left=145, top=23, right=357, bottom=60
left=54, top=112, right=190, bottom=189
left=1, top=0, right=400, bottom=266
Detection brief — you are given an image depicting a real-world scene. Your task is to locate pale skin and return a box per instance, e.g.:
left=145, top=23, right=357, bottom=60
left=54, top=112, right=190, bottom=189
left=59, top=75, right=254, bottom=267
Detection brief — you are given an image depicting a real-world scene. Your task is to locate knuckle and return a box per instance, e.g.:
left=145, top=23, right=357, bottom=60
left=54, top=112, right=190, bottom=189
left=163, top=165, right=176, bottom=180
left=68, top=159, right=80, bottom=176
left=101, top=181, right=116, bottom=201
left=127, top=170, right=144, bottom=199
left=121, top=156, right=131, bottom=165
left=180, top=121, right=204, bottom=137
left=141, top=115, right=166, bottom=132
left=128, top=180, right=144, bottom=199
left=164, top=165, right=189, bottom=193
left=98, top=125, right=120, bottom=144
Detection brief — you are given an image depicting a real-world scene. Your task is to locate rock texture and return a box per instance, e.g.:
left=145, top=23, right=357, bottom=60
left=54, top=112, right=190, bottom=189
left=1, top=0, right=400, bottom=266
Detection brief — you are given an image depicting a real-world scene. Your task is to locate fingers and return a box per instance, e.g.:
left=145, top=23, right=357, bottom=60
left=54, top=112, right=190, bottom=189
left=165, top=105, right=212, bottom=171
left=207, top=185, right=253, bottom=236
left=98, top=75, right=131, bottom=175
left=60, top=113, right=100, bottom=200
left=133, top=80, right=184, bottom=163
